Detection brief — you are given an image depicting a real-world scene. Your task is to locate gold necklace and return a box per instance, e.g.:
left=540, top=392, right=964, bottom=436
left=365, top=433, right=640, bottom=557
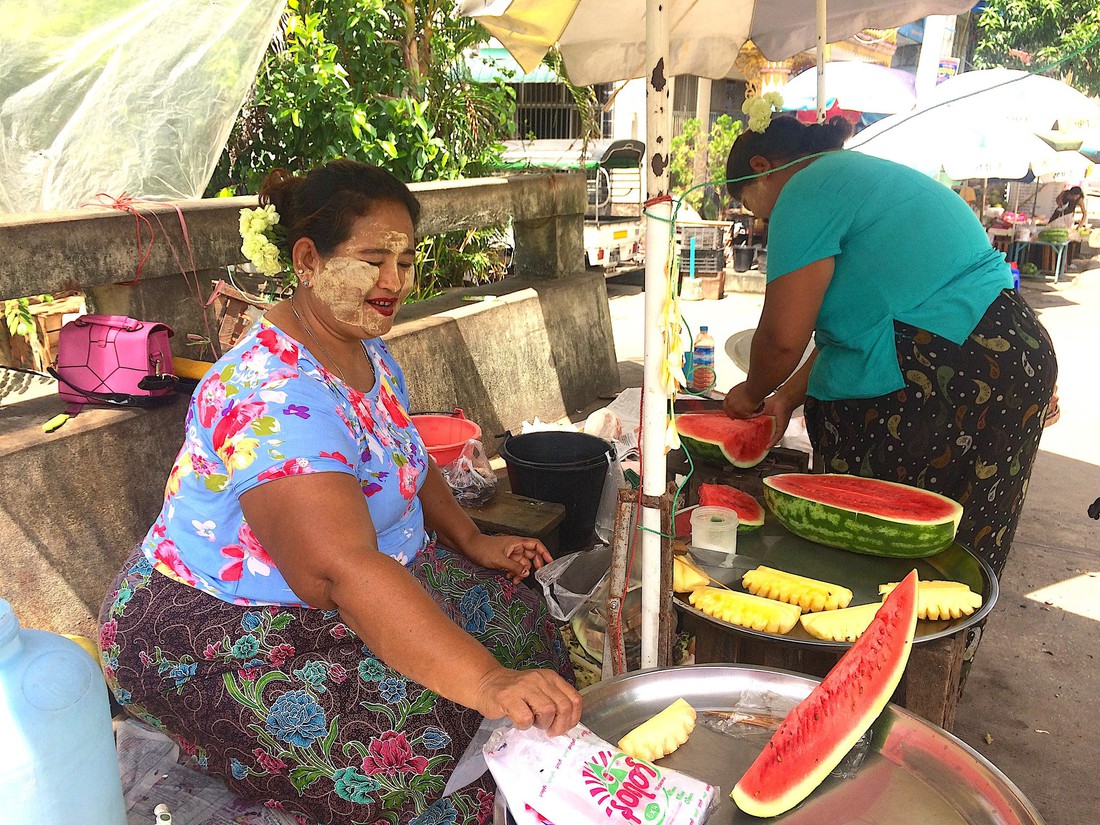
left=290, top=295, right=347, bottom=383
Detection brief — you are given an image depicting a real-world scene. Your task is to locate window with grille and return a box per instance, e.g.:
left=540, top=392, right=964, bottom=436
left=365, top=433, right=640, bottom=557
left=511, top=83, right=613, bottom=139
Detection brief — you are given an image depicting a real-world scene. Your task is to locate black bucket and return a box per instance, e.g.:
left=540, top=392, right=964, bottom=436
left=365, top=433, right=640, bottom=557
left=498, top=431, right=613, bottom=555
left=732, top=244, right=756, bottom=272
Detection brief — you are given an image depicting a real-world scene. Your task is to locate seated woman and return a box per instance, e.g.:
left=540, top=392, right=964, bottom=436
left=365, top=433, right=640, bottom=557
left=99, top=159, right=580, bottom=825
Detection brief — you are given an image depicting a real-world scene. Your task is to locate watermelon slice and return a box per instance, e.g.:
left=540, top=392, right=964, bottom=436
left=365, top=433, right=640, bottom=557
left=764, top=473, right=963, bottom=558
left=676, top=413, right=776, bottom=468
left=732, top=569, right=920, bottom=817
left=698, top=483, right=765, bottom=531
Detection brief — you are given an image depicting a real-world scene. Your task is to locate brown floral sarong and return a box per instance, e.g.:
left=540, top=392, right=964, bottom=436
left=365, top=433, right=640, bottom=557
left=99, top=542, right=573, bottom=825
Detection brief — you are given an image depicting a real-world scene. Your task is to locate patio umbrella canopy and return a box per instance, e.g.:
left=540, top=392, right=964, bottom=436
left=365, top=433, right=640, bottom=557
left=848, top=107, right=1073, bottom=181
left=781, top=60, right=917, bottom=115
left=460, top=0, right=980, bottom=670
left=921, top=68, right=1100, bottom=133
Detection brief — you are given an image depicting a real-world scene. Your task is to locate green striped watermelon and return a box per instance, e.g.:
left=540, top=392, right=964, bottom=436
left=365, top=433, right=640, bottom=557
left=698, top=483, right=765, bottom=531
left=676, top=413, right=776, bottom=468
left=763, top=473, right=963, bottom=558
left=732, top=570, right=919, bottom=816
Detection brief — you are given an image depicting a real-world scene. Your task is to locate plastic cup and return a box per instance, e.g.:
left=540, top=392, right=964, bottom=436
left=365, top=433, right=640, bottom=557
left=690, top=505, right=739, bottom=562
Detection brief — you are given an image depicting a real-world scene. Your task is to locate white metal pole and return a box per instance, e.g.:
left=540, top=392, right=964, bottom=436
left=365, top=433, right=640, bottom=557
left=816, top=0, right=827, bottom=123
left=640, top=0, right=671, bottom=669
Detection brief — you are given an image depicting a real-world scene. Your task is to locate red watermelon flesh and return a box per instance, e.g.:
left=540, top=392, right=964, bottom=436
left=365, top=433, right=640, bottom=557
left=732, top=570, right=920, bottom=817
left=698, top=483, right=765, bottom=531
left=767, top=473, right=960, bottom=523
left=676, top=413, right=776, bottom=468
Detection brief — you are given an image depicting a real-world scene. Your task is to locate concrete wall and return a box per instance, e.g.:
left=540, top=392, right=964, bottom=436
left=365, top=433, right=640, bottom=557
left=0, top=173, right=620, bottom=635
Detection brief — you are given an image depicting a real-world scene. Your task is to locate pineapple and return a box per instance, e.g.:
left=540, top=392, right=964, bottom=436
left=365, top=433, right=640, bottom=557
left=617, top=698, right=697, bottom=762
left=799, top=602, right=881, bottom=642
left=689, top=586, right=802, bottom=634
left=880, top=580, right=983, bottom=621
left=673, top=555, right=711, bottom=592
left=741, top=566, right=853, bottom=612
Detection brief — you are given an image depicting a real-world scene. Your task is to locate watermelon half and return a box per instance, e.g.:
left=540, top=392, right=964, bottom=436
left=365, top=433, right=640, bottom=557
left=732, top=569, right=920, bottom=817
left=676, top=413, right=776, bottom=468
left=698, top=483, right=765, bottom=531
left=763, top=473, right=963, bottom=558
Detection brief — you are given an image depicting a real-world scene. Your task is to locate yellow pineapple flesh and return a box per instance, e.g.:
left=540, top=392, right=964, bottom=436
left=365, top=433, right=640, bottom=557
left=880, top=580, right=983, bottom=621
left=673, top=555, right=711, bottom=592
left=799, top=602, right=881, bottom=642
left=741, top=565, right=853, bottom=612
left=689, top=586, right=802, bottom=634
left=617, top=698, right=697, bottom=762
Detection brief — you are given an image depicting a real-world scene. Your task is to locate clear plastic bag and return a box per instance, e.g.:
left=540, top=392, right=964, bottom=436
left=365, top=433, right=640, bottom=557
left=440, top=438, right=498, bottom=507
left=0, top=1, right=285, bottom=212
left=534, top=544, right=612, bottom=622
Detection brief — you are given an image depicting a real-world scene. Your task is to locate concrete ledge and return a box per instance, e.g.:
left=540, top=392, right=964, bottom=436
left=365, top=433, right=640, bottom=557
left=0, top=272, right=618, bottom=634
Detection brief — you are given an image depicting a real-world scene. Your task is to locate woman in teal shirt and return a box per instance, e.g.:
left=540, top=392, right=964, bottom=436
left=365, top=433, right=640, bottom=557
left=721, top=116, right=1057, bottom=581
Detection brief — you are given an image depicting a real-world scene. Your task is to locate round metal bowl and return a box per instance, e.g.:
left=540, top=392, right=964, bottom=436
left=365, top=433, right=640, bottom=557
left=674, top=518, right=999, bottom=649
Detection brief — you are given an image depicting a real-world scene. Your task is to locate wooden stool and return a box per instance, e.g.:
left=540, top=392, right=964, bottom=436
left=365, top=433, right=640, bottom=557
left=463, top=490, right=567, bottom=556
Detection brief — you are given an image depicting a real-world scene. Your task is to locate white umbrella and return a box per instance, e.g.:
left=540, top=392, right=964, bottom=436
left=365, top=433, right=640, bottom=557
left=781, top=61, right=917, bottom=115
left=848, top=107, right=1067, bottom=181
left=461, top=0, right=977, bottom=669
left=921, top=68, right=1100, bottom=133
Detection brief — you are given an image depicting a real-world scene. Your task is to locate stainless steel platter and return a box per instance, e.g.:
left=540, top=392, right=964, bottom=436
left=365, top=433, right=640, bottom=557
left=675, top=518, right=999, bottom=649
left=570, top=664, right=1044, bottom=824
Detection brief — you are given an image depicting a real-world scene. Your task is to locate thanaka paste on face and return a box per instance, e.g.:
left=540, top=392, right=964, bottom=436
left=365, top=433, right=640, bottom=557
left=312, top=257, right=386, bottom=334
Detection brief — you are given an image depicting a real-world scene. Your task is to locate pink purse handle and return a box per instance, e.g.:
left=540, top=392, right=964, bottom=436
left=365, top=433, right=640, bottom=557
left=71, top=315, right=144, bottom=332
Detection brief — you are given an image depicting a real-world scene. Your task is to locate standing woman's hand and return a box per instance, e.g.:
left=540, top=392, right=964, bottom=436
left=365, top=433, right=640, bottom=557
left=722, top=382, right=766, bottom=419
left=462, top=534, right=554, bottom=583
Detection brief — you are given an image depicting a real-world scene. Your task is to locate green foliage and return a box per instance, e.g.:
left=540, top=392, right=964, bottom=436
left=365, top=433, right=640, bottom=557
left=208, top=0, right=518, bottom=295
left=411, top=227, right=509, bottom=301
left=974, top=0, right=1100, bottom=96
left=211, top=0, right=513, bottom=190
left=669, top=115, right=744, bottom=218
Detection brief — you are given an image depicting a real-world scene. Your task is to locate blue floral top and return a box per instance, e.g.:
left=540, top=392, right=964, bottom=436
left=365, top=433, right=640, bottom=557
left=141, top=318, right=429, bottom=606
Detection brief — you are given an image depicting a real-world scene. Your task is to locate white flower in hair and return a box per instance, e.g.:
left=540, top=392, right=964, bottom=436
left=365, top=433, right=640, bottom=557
left=239, top=205, right=289, bottom=277
left=742, top=92, right=785, bottom=133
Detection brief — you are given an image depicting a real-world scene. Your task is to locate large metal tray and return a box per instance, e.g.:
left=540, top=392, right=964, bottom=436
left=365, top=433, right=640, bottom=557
left=675, top=517, right=999, bottom=649
left=574, top=664, right=1044, bottom=824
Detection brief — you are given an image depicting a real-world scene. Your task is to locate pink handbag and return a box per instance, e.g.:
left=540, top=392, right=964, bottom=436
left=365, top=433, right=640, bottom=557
left=50, top=314, right=178, bottom=410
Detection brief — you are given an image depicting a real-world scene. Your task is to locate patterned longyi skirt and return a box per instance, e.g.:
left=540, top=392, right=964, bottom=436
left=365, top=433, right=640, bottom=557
left=99, top=542, right=573, bottom=825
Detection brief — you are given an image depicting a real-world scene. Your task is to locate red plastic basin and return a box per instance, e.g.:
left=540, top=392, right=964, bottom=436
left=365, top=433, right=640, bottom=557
left=411, top=409, right=482, bottom=466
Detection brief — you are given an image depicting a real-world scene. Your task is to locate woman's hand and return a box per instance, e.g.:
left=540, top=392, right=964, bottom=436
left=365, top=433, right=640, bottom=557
left=722, top=382, right=766, bottom=419
left=474, top=665, right=583, bottom=737
left=759, top=392, right=798, bottom=449
left=462, top=534, right=554, bottom=583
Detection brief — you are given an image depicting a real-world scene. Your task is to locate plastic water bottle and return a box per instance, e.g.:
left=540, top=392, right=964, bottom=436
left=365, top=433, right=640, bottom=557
left=0, top=598, right=126, bottom=825
left=691, top=325, right=716, bottom=391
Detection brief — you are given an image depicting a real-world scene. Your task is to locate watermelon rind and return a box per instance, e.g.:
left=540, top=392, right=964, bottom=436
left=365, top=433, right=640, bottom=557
left=698, top=483, right=765, bottom=532
left=732, top=570, right=920, bottom=817
left=763, top=474, right=963, bottom=558
left=677, top=414, right=776, bottom=468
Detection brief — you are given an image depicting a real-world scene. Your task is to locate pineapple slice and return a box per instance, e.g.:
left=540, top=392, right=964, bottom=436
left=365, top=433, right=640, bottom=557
left=799, top=602, right=881, bottom=642
left=880, top=580, right=983, bottom=621
left=741, top=566, right=853, bottom=612
left=617, top=698, right=697, bottom=762
left=673, top=555, right=711, bottom=592
left=689, top=586, right=802, bottom=634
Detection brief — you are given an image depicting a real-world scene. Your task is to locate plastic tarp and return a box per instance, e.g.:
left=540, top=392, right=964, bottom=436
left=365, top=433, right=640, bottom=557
left=0, top=0, right=286, bottom=214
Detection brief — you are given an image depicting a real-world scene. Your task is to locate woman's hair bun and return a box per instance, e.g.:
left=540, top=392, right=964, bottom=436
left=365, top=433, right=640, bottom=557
left=258, top=168, right=303, bottom=225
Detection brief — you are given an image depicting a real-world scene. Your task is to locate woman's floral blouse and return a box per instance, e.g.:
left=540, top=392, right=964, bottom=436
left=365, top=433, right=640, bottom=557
left=140, top=319, right=428, bottom=606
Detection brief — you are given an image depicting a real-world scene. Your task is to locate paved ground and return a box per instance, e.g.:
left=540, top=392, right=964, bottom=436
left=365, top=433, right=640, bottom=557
left=603, top=259, right=1100, bottom=825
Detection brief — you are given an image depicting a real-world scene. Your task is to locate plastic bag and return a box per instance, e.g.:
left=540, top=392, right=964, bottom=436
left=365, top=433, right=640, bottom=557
left=440, top=439, right=498, bottom=507
left=484, top=723, right=717, bottom=825
left=535, top=544, right=612, bottom=622
left=0, top=1, right=285, bottom=212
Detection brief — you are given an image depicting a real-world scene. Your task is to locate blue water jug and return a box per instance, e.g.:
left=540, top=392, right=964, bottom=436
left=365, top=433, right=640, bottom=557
left=0, top=599, right=126, bottom=825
